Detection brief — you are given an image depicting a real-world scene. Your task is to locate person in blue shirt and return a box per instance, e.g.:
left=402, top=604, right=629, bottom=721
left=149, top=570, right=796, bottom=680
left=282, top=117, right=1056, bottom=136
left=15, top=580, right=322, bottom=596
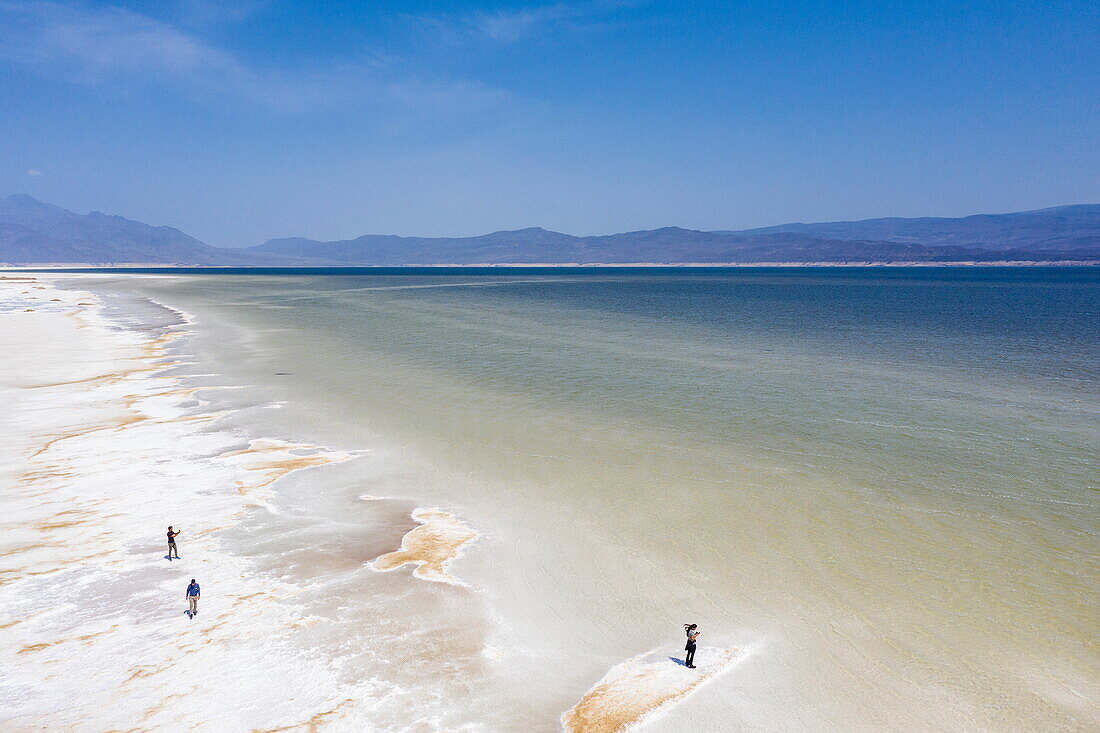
left=186, top=579, right=201, bottom=618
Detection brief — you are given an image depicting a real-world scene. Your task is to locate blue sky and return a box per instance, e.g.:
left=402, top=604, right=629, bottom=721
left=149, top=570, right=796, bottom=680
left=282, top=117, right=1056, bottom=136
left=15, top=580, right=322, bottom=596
left=1, top=0, right=1097, bottom=246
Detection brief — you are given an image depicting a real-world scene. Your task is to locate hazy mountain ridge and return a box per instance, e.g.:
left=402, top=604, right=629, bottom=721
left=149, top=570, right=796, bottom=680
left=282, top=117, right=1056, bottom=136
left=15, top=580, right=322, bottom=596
left=725, top=204, right=1100, bottom=251
left=0, top=195, right=286, bottom=265
left=0, top=194, right=219, bottom=264
left=250, top=222, right=1100, bottom=264
left=2, top=195, right=1098, bottom=265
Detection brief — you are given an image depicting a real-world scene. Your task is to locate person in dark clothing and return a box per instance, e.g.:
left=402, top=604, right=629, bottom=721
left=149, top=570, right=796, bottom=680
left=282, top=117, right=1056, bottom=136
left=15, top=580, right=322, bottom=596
left=684, top=623, right=699, bottom=668
left=167, top=526, right=181, bottom=559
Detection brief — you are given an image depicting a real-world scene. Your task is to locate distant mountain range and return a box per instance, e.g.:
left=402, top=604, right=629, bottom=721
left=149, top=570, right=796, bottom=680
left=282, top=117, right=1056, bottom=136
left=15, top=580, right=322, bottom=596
left=2, top=194, right=1098, bottom=266
left=0, top=195, right=279, bottom=266
left=725, top=204, right=1100, bottom=251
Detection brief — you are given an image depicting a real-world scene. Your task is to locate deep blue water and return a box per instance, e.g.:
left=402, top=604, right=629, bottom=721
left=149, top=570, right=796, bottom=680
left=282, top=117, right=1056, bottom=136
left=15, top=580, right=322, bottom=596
left=41, top=266, right=1099, bottom=385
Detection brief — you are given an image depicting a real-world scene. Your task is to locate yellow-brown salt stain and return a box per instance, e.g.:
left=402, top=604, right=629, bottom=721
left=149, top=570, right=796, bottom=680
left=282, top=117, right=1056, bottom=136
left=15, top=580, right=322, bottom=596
left=111, top=413, right=151, bottom=430
left=0, top=560, right=33, bottom=581
left=35, top=518, right=90, bottom=531
left=26, top=368, right=136, bottom=389
left=285, top=617, right=323, bottom=631
left=139, top=690, right=195, bottom=722
left=124, top=664, right=166, bottom=684
left=14, top=625, right=116, bottom=653
left=54, top=507, right=90, bottom=516
left=31, top=426, right=107, bottom=458
left=146, top=386, right=201, bottom=400
left=25, top=567, right=63, bottom=577
left=118, top=389, right=181, bottom=413
left=234, top=454, right=342, bottom=494
left=565, top=672, right=675, bottom=733
left=135, top=331, right=187, bottom=361
left=89, top=411, right=156, bottom=434
left=371, top=509, right=478, bottom=584
left=29, top=409, right=154, bottom=457
left=192, top=524, right=231, bottom=537
left=199, top=621, right=230, bottom=637
left=154, top=413, right=218, bottom=424
left=0, top=618, right=23, bottom=629
left=251, top=698, right=355, bottom=733
left=0, top=542, right=62, bottom=559
left=75, top=627, right=118, bottom=644
left=562, top=648, right=741, bottom=733
left=18, top=469, right=74, bottom=483
left=21, top=483, right=78, bottom=501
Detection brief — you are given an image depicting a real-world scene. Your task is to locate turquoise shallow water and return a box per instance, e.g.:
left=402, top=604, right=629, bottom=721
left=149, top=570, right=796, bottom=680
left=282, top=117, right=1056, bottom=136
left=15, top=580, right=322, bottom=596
left=74, top=267, right=1099, bottom=730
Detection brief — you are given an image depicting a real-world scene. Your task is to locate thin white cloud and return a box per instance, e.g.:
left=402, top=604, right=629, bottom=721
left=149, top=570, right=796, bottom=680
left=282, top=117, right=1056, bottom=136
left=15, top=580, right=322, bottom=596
left=0, top=1, right=508, bottom=113
left=470, top=4, right=583, bottom=43
left=2, top=2, right=237, bottom=77
left=0, top=0, right=304, bottom=107
left=27, top=168, right=43, bottom=176
left=406, top=0, right=641, bottom=45
left=172, top=0, right=269, bottom=28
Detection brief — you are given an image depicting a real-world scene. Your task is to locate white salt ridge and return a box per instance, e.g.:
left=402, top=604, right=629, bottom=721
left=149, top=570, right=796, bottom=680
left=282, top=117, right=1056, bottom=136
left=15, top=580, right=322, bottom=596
left=562, top=645, right=749, bottom=732
left=145, top=296, right=198, bottom=325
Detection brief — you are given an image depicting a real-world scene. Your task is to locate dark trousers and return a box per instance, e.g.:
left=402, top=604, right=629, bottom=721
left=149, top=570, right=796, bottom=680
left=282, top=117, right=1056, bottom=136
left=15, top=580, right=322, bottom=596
left=685, top=642, right=696, bottom=666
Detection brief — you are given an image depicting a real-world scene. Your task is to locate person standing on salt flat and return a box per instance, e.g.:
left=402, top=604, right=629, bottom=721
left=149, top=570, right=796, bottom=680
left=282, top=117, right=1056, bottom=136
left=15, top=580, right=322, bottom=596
left=684, top=623, right=699, bottom=668
left=186, top=579, right=201, bottom=618
left=167, top=526, right=181, bottom=559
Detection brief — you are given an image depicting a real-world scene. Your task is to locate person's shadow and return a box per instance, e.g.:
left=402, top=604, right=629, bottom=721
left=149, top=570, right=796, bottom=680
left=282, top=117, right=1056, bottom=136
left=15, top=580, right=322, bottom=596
left=668, top=656, right=688, bottom=667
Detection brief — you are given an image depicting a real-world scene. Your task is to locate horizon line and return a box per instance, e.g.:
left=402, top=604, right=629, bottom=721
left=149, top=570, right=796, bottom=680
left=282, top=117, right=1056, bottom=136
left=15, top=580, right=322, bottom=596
left=4, top=193, right=1099, bottom=247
